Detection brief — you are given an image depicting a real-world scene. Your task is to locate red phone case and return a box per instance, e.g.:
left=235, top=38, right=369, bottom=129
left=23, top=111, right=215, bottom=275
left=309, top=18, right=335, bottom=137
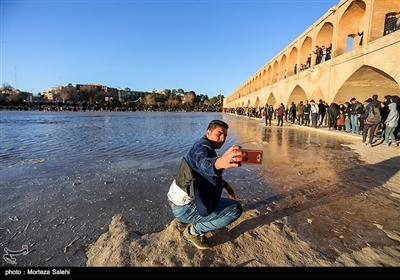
left=242, top=149, right=263, bottom=164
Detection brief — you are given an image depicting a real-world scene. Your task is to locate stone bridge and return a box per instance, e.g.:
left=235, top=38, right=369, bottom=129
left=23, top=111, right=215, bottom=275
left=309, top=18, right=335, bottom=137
left=225, top=0, right=400, bottom=109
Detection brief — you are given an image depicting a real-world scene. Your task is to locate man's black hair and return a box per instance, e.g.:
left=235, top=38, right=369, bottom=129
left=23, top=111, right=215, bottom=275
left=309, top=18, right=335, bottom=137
left=207, top=120, right=229, bottom=131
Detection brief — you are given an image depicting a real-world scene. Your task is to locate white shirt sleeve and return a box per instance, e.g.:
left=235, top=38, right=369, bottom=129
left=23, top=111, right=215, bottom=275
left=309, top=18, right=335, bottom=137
left=167, top=179, right=193, bottom=206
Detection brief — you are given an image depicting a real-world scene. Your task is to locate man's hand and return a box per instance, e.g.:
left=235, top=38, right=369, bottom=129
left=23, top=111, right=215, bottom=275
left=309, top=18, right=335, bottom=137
left=215, top=145, right=243, bottom=170
left=224, top=181, right=236, bottom=200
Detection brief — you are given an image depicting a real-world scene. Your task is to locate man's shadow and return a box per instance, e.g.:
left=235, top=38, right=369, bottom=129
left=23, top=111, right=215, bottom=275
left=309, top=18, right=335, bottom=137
left=211, top=156, right=400, bottom=250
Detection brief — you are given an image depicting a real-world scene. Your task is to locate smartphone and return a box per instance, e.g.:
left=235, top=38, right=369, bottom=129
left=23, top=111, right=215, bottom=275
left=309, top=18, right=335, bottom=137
left=241, top=149, right=263, bottom=164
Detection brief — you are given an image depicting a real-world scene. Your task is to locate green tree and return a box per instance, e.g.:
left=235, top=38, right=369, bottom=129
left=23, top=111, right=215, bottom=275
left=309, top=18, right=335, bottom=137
left=79, top=85, right=97, bottom=102
left=195, top=94, right=208, bottom=103
left=183, top=92, right=195, bottom=106
left=144, top=93, right=156, bottom=106
left=1, top=83, right=14, bottom=92
left=210, top=94, right=224, bottom=106
left=59, top=86, right=71, bottom=102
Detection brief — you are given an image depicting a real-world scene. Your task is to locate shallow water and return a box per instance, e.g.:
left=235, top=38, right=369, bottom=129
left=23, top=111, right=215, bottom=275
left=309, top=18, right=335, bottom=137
left=1, top=111, right=232, bottom=167
left=0, top=111, right=362, bottom=266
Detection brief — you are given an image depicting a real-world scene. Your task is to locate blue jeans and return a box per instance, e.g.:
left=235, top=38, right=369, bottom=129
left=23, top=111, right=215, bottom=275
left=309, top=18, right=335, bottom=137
left=311, top=113, right=318, bottom=128
left=169, top=198, right=243, bottom=235
left=362, top=123, right=378, bottom=143
left=345, top=117, right=351, bottom=131
left=380, top=120, right=386, bottom=139
left=351, top=114, right=359, bottom=134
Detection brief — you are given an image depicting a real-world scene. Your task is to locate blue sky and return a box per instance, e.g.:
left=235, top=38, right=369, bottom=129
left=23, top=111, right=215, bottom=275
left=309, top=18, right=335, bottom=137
left=1, top=0, right=337, bottom=98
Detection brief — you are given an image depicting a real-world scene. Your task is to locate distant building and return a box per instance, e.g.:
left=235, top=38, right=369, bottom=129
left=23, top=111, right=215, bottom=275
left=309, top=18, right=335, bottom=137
left=43, top=86, right=62, bottom=101
left=76, top=83, right=108, bottom=92
left=117, top=89, right=147, bottom=102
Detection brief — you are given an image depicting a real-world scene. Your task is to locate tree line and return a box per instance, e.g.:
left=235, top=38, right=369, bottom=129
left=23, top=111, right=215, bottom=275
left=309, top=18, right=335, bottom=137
left=0, top=83, right=224, bottom=112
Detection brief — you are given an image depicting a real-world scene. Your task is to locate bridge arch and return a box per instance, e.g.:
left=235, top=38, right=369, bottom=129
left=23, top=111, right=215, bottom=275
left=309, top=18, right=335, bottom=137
left=337, top=0, right=366, bottom=56
left=334, top=65, right=399, bottom=104
left=288, top=47, right=298, bottom=77
left=279, top=55, right=287, bottom=81
left=267, top=65, right=272, bottom=86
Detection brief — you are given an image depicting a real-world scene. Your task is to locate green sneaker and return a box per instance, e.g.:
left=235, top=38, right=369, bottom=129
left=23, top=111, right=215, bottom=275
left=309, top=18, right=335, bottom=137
left=182, top=226, right=210, bottom=249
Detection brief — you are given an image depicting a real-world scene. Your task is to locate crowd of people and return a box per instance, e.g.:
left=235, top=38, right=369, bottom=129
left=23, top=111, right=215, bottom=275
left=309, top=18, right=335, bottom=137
left=384, top=11, right=400, bottom=36
left=313, top=44, right=332, bottom=66
left=226, top=94, right=400, bottom=147
left=295, top=43, right=333, bottom=73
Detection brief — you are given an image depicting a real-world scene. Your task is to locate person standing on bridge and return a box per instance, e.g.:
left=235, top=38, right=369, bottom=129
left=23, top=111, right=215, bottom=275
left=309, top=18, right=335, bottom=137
left=318, top=99, right=329, bottom=127
left=306, top=54, right=312, bottom=68
left=265, top=104, right=273, bottom=126
left=303, top=100, right=311, bottom=127
left=310, top=100, right=319, bottom=128
left=313, top=46, right=322, bottom=65
left=381, top=102, right=399, bottom=147
left=349, top=97, right=363, bottom=135
left=289, top=102, right=297, bottom=124
left=326, top=43, right=332, bottom=61
left=297, top=101, right=304, bottom=126
left=277, top=103, right=285, bottom=127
